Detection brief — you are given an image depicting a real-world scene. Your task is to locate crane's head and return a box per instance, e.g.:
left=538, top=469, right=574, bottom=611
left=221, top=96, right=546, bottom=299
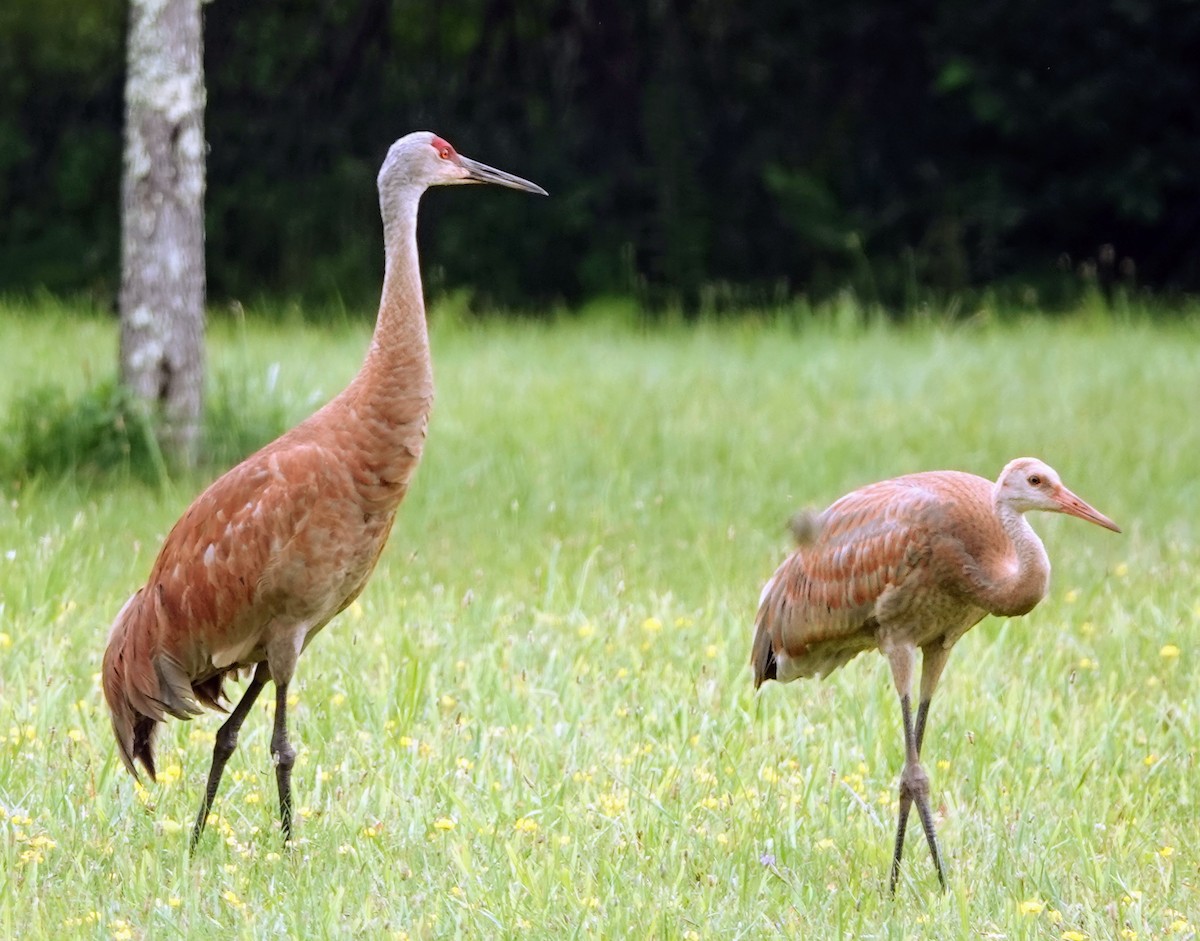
left=378, top=131, right=547, bottom=197
left=995, top=458, right=1121, bottom=532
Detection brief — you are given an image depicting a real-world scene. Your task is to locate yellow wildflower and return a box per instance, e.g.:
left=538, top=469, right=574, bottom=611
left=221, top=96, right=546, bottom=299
left=1159, top=845, right=1174, bottom=857
left=597, top=788, right=629, bottom=817
left=1060, top=932, right=1086, bottom=941
left=577, top=623, right=595, bottom=639
left=513, top=817, right=539, bottom=834
left=1159, top=644, right=1180, bottom=659
left=642, top=617, right=662, bottom=633
left=1018, top=899, right=1045, bottom=915
left=432, top=816, right=456, bottom=831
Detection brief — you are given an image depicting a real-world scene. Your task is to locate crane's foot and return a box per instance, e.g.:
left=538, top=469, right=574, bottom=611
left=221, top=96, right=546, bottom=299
left=890, top=760, right=946, bottom=893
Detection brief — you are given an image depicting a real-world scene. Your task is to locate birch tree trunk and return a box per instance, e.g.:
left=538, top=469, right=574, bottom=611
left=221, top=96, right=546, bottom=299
left=119, top=0, right=206, bottom=469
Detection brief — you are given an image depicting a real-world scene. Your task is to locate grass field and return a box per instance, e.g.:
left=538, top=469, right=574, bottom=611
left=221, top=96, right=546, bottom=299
left=0, top=299, right=1197, bottom=939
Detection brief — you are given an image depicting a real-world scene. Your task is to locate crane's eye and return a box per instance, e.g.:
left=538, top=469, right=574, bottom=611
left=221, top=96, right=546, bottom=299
left=1028, top=474, right=1042, bottom=486
left=438, top=147, right=451, bottom=160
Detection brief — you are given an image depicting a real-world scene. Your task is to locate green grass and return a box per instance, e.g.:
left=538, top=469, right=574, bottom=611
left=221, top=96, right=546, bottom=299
left=0, top=299, right=1197, bottom=939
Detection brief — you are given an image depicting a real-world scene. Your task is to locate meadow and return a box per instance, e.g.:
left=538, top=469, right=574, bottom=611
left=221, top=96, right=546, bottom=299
left=0, top=299, right=1197, bottom=939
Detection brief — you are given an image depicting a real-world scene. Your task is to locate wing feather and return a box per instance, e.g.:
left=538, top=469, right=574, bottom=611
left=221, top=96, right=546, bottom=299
left=752, top=476, right=945, bottom=683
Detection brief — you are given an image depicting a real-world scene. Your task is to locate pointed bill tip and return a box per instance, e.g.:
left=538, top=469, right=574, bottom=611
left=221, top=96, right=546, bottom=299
left=460, top=155, right=548, bottom=195
left=1056, top=488, right=1121, bottom=533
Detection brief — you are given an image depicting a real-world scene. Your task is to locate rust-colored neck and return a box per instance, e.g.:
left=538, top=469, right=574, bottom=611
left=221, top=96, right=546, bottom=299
left=342, top=185, right=434, bottom=514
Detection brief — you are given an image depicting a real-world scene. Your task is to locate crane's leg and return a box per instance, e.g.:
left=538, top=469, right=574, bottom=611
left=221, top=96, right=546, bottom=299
left=909, top=644, right=951, bottom=891
left=915, top=644, right=951, bottom=756
left=270, top=678, right=297, bottom=843
left=264, top=628, right=306, bottom=845
left=882, top=637, right=946, bottom=894
left=191, top=662, right=270, bottom=849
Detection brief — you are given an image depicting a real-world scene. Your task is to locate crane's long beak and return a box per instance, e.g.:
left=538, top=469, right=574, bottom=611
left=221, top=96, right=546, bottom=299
left=459, top=155, right=548, bottom=196
left=1054, top=486, right=1121, bottom=533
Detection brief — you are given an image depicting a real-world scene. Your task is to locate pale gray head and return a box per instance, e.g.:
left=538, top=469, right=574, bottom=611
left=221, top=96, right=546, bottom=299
left=994, top=457, right=1121, bottom=532
left=377, top=131, right=547, bottom=200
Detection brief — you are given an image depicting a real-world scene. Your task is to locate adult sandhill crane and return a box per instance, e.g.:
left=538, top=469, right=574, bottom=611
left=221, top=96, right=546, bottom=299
left=751, top=458, right=1119, bottom=892
left=102, top=131, right=546, bottom=847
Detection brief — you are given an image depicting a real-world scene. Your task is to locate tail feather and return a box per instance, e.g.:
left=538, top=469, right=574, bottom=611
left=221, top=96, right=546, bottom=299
left=103, top=588, right=167, bottom=781
left=751, top=612, right=777, bottom=688
left=752, top=511, right=820, bottom=689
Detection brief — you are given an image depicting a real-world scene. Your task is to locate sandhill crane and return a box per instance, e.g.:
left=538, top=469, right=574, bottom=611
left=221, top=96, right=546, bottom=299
left=751, top=458, right=1119, bottom=892
left=102, top=131, right=546, bottom=847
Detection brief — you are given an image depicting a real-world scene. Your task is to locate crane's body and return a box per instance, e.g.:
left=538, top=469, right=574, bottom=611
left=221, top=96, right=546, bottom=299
left=103, top=131, right=546, bottom=846
left=752, top=458, right=1119, bottom=891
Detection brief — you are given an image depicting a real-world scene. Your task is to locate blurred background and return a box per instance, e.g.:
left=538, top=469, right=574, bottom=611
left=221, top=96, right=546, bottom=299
left=2, top=0, right=1199, bottom=314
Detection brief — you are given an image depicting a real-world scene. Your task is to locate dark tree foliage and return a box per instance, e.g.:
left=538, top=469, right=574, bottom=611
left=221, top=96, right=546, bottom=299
left=1, top=0, right=1198, bottom=311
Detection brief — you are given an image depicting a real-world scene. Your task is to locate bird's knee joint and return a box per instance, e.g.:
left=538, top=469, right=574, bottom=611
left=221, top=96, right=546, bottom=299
left=272, top=742, right=296, bottom=770
left=899, top=763, right=931, bottom=799
left=213, top=731, right=239, bottom=759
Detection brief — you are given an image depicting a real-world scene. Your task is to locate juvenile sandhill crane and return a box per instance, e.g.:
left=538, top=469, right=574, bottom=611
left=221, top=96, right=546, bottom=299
left=751, top=458, right=1119, bottom=892
left=103, top=131, right=546, bottom=847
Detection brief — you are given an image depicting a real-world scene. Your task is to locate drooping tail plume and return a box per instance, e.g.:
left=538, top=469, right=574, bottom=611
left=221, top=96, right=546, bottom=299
left=103, top=589, right=158, bottom=779
left=103, top=586, right=207, bottom=780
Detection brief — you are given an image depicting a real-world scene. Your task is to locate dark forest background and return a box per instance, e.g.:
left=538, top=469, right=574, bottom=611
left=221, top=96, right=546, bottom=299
left=3, top=0, right=1199, bottom=313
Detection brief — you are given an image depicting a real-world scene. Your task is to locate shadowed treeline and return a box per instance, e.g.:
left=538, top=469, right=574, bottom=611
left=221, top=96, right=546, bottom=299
left=2, top=0, right=1198, bottom=311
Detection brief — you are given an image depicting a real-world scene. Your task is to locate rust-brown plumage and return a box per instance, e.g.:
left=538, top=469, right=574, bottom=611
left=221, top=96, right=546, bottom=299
left=752, top=458, right=1120, bottom=891
left=102, top=131, right=545, bottom=846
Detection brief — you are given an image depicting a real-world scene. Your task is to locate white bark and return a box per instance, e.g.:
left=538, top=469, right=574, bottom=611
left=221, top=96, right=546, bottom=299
left=119, top=0, right=206, bottom=468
